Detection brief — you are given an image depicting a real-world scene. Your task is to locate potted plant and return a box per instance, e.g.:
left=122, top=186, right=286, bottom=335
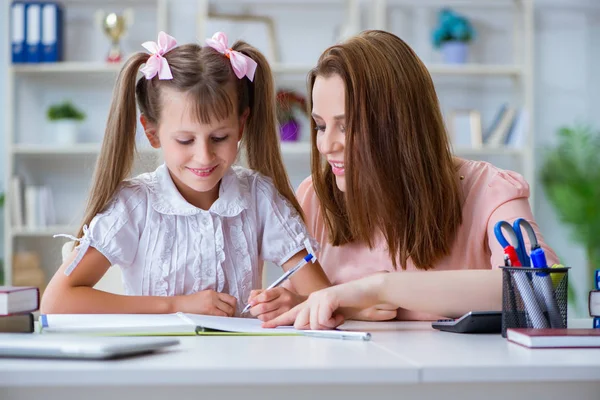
left=432, top=8, right=476, bottom=64
left=47, top=101, right=86, bottom=145
left=276, top=89, right=308, bottom=142
left=540, top=125, right=600, bottom=311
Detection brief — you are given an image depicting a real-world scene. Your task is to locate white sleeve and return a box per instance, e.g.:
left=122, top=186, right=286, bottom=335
left=255, top=176, right=319, bottom=266
left=60, top=183, right=148, bottom=275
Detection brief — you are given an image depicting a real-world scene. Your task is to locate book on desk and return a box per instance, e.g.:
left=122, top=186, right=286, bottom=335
left=506, top=328, right=600, bottom=348
left=0, top=286, right=39, bottom=333
left=40, top=313, right=371, bottom=341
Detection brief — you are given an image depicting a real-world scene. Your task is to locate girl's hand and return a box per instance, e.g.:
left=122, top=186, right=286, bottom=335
left=247, top=288, right=306, bottom=322
left=262, top=287, right=345, bottom=330
left=174, top=290, right=237, bottom=317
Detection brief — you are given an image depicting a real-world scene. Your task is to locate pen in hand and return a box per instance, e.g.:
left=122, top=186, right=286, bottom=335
left=241, top=253, right=315, bottom=315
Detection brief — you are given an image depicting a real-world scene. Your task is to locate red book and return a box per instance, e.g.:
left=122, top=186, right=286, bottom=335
left=0, top=286, right=40, bottom=316
left=507, top=328, right=600, bottom=348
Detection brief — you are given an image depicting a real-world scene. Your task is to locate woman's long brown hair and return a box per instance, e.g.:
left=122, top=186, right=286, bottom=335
left=308, top=30, right=462, bottom=270
left=77, top=40, right=301, bottom=238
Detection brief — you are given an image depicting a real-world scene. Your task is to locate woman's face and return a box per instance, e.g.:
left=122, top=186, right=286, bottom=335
left=312, top=74, right=347, bottom=192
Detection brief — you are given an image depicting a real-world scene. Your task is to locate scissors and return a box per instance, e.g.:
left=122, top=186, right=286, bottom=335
left=494, top=218, right=540, bottom=267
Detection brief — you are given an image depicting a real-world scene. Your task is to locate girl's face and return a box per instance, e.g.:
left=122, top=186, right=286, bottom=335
left=143, top=87, right=246, bottom=210
left=312, top=74, right=347, bottom=192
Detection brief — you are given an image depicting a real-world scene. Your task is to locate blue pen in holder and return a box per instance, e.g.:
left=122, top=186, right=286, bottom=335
left=500, top=265, right=570, bottom=337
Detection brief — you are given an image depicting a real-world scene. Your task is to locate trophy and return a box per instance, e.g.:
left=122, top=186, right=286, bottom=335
left=95, top=9, right=134, bottom=63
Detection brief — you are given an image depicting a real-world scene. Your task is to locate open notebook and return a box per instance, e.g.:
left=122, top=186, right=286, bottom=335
left=40, top=313, right=371, bottom=340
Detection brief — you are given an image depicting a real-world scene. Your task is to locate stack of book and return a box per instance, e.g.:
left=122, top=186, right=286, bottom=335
left=0, top=286, right=40, bottom=333
left=590, top=269, right=600, bottom=328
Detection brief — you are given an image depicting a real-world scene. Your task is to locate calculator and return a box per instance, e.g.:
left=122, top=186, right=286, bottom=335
left=431, top=311, right=502, bottom=334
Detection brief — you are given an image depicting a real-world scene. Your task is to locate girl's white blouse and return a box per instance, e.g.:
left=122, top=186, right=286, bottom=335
left=61, top=164, right=317, bottom=315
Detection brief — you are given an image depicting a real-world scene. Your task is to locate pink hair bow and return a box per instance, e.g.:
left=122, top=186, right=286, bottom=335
left=140, top=31, right=177, bottom=80
left=205, top=32, right=258, bottom=82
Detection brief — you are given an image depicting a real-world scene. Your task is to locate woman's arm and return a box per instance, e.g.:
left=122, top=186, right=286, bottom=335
left=264, top=268, right=502, bottom=329
left=377, top=269, right=502, bottom=318
left=41, top=247, right=237, bottom=316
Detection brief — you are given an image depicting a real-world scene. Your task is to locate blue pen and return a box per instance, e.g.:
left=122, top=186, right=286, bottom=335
left=531, top=246, right=564, bottom=328
left=242, top=254, right=315, bottom=314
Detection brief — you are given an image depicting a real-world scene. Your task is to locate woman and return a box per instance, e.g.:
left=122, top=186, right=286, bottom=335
left=249, top=30, right=558, bottom=329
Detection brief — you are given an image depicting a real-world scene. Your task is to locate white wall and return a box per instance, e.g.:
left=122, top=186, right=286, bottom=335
left=0, top=6, right=6, bottom=262
left=0, top=0, right=598, bottom=314
left=534, top=0, right=600, bottom=315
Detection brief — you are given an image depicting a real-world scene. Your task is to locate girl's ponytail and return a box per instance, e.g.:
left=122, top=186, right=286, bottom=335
left=232, top=42, right=304, bottom=219
left=76, top=53, right=148, bottom=238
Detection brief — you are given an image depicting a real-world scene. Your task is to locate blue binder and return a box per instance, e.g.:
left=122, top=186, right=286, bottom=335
left=25, top=2, right=42, bottom=63
left=41, top=2, right=62, bottom=62
left=11, top=2, right=27, bottom=63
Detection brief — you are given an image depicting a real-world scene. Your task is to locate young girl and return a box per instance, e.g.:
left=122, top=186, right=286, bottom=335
left=260, top=30, right=559, bottom=329
left=41, top=32, right=330, bottom=317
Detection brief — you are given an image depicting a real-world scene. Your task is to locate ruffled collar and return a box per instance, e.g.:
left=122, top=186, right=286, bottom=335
left=145, top=164, right=250, bottom=217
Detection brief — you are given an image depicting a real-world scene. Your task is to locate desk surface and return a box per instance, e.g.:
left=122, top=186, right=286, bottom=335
left=2, top=320, right=600, bottom=388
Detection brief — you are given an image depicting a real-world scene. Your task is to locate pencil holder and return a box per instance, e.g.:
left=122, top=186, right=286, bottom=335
left=500, top=266, right=569, bottom=337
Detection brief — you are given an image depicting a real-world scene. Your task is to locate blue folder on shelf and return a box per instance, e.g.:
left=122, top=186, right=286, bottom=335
left=25, top=2, right=42, bottom=63
left=11, top=2, right=27, bottom=63
left=41, top=2, right=62, bottom=62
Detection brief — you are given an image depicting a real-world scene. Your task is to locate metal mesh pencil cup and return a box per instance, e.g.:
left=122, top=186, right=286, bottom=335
left=500, top=266, right=569, bottom=337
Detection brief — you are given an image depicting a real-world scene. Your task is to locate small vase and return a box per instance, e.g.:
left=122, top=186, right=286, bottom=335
left=51, top=120, right=80, bottom=145
left=441, top=41, right=469, bottom=64
left=280, top=120, right=300, bottom=142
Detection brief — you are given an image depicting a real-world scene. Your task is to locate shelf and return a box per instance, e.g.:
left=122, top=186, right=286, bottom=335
left=11, top=62, right=314, bottom=76
left=272, top=64, right=314, bottom=74
left=384, top=0, right=520, bottom=8
left=13, top=144, right=158, bottom=155
left=12, top=225, right=76, bottom=238
left=11, top=62, right=123, bottom=75
left=42, top=0, right=159, bottom=5
left=11, top=143, right=307, bottom=156
left=279, top=143, right=522, bottom=157
left=11, top=62, right=522, bottom=78
left=453, top=146, right=524, bottom=156
left=281, top=141, right=311, bottom=155
left=426, top=64, right=522, bottom=77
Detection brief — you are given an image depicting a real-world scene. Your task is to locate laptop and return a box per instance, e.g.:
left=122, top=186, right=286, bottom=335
left=0, top=334, right=180, bottom=359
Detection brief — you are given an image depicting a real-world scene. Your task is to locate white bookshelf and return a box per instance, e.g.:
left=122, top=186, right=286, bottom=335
left=2, top=0, right=362, bottom=285
left=3, top=0, right=534, bottom=286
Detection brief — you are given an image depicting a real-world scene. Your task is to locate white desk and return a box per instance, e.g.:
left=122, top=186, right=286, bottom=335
left=2, top=321, right=600, bottom=400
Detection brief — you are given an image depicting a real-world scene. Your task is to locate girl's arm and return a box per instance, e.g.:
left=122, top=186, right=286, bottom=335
left=284, top=249, right=331, bottom=295
left=247, top=249, right=331, bottom=321
left=41, top=247, right=237, bottom=316
left=264, top=268, right=502, bottom=329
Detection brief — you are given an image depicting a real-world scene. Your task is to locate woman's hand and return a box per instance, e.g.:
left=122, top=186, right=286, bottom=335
left=173, top=290, right=237, bottom=317
left=247, top=288, right=306, bottom=321
left=262, top=287, right=345, bottom=330
left=350, top=304, right=398, bottom=321
left=263, top=273, right=387, bottom=330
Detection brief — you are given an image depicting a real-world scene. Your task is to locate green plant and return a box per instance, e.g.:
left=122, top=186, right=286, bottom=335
left=540, top=125, right=600, bottom=298
left=432, top=8, right=476, bottom=48
left=47, top=101, right=86, bottom=121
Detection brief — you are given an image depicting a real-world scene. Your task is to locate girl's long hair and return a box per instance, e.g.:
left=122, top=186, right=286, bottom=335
left=77, top=41, right=301, bottom=238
